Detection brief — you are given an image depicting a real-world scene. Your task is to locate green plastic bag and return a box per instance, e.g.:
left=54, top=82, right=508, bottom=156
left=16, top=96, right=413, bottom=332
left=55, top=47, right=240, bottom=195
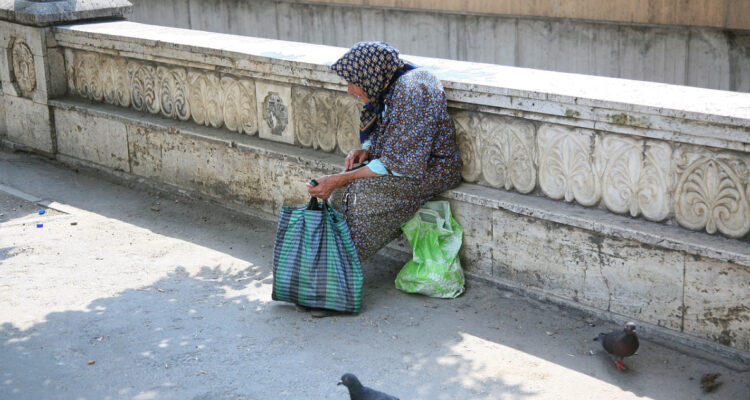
left=395, top=201, right=465, bottom=298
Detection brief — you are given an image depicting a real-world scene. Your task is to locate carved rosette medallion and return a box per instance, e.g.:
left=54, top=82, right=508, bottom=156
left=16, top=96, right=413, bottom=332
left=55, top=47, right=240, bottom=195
left=452, top=111, right=536, bottom=193
left=596, top=135, right=671, bottom=221
left=264, top=92, right=288, bottom=135
left=12, top=40, right=36, bottom=97
left=537, top=125, right=600, bottom=206
left=674, top=149, right=750, bottom=238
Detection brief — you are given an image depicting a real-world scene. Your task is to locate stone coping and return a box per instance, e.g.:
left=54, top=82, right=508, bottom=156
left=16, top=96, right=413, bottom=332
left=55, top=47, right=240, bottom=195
left=53, top=21, right=750, bottom=143
left=0, top=0, right=132, bottom=27
left=50, top=97, right=750, bottom=268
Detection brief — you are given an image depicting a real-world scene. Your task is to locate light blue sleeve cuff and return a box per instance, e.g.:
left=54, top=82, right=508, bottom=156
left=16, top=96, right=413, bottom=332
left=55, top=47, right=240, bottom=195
left=362, top=140, right=371, bottom=149
left=366, top=158, right=402, bottom=177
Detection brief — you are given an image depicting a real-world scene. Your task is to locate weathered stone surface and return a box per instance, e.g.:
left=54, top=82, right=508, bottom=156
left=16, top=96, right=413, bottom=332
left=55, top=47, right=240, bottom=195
left=491, top=207, right=685, bottom=331
left=255, top=81, right=293, bottom=145
left=0, top=0, right=132, bottom=27
left=54, top=108, right=129, bottom=171
left=127, top=123, right=317, bottom=216
left=446, top=199, right=493, bottom=278
left=684, top=257, right=750, bottom=350
left=0, top=94, right=6, bottom=136
left=4, top=96, right=52, bottom=153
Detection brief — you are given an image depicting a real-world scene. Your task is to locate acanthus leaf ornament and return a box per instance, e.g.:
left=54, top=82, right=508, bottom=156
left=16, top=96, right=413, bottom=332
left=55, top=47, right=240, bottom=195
left=597, top=135, right=671, bottom=221
left=189, top=72, right=224, bottom=129
left=221, top=76, right=257, bottom=135
left=674, top=150, right=750, bottom=238
left=538, top=125, right=600, bottom=206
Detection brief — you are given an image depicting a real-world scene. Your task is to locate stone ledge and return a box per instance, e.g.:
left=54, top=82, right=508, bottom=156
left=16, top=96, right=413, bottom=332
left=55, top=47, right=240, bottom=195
left=0, top=0, right=132, bottom=27
left=50, top=97, right=750, bottom=269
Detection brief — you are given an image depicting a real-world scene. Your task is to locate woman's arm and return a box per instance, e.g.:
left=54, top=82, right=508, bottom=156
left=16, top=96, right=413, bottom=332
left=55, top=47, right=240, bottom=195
left=307, top=166, right=383, bottom=200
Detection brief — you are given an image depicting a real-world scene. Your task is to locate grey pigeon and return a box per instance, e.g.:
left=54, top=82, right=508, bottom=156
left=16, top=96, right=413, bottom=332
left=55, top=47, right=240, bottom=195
left=594, top=322, right=639, bottom=370
left=338, top=373, right=399, bottom=400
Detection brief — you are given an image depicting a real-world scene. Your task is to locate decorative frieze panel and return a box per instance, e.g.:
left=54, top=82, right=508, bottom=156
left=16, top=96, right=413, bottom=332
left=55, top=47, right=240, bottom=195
left=453, top=111, right=537, bottom=194
left=673, top=148, right=750, bottom=238
left=293, top=86, right=360, bottom=155
left=595, top=135, right=672, bottom=221
left=67, top=50, right=257, bottom=135
left=11, top=39, right=36, bottom=97
left=538, top=125, right=600, bottom=206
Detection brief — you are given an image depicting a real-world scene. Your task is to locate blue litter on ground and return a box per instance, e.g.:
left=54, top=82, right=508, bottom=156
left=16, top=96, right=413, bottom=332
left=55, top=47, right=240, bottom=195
left=36, top=223, right=43, bottom=228
left=39, top=209, right=46, bottom=215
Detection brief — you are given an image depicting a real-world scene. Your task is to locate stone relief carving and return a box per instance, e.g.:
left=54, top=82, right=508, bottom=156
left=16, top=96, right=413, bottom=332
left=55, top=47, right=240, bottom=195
left=221, top=77, right=257, bottom=135
left=157, top=67, right=190, bottom=121
left=69, top=50, right=257, bottom=135
left=293, top=87, right=360, bottom=154
left=596, top=135, right=671, bottom=221
left=452, top=111, right=536, bottom=193
left=188, top=72, right=223, bottom=128
left=11, top=40, right=36, bottom=97
left=263, top=92, right=288, bottom=135
left=674, top=148, right=750, bottom=238
left=538, top=125, right=600, bottom=206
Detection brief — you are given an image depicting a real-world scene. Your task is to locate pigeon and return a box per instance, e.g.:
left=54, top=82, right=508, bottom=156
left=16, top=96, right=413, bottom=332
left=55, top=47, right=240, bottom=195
left=338, top=373, right=399, bottom=400
left=594, top=322, right=639, bottom=370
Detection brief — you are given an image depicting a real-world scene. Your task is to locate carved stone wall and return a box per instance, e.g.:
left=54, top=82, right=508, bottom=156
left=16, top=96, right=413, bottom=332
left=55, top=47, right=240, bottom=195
left=62, top=50, right=749, bottom=240
left=453, top=112, right=749, bottom=239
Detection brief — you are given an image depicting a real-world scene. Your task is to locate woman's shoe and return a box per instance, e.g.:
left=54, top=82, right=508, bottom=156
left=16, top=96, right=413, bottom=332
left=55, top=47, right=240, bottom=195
left=310, top=308, right=337, bottom=318
left=295, top=304, right=311, bottom=313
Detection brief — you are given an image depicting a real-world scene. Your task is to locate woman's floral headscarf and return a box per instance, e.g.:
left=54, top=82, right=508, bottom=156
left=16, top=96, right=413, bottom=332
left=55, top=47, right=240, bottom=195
left=331, top=41, right=416, bottom=143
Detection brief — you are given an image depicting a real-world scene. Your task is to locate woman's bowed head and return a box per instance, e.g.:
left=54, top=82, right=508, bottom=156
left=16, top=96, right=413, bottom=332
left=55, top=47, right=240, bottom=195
left=307, top=41, right=461, bottom=261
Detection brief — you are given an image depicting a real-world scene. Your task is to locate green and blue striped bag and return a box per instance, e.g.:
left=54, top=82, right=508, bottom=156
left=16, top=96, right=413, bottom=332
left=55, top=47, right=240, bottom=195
left=272, top=197, right=363, bottom=313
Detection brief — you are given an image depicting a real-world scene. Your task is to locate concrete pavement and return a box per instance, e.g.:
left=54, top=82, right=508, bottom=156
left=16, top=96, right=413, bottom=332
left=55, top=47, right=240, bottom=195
left=1, top=148, right=748, bottom=400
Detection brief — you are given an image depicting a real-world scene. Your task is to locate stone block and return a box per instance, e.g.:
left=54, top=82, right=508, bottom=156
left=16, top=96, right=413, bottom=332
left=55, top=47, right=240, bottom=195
left=583, top=238, right=684, bottom=331
left=0, top=0, right=132, bottom=27
left=4, top=96, right=53, bottom=153
left=54, top=109, right=129, bottom=171
left=684, top=257, right=750, bottom=351
left=0, top=94, right=6, bottom=136
left=618, top=27, right=688, bottom=86
left=448, top=198, right=493, bottom=278
left=491, top=208, right=592, bottom=300
left=255, top=81, right=294, bottom=145
left=490, top=206, right=684, bottom=330
left=687, top=29, right=731, bottom=90
left=127, top=124, right=315, bottom=215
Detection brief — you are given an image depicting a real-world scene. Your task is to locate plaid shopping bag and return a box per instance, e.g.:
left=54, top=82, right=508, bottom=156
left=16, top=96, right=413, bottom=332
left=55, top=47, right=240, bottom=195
left=272, top=197, right=363, bottom=313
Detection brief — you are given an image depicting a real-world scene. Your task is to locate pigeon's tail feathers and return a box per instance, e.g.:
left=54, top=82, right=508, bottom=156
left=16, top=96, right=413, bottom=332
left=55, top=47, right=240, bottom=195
left=594, top=333, right=606, bottom=341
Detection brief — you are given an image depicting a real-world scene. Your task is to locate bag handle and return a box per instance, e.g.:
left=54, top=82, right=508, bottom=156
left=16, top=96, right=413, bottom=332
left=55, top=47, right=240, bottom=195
left=307, top=179, right=339, bottom=223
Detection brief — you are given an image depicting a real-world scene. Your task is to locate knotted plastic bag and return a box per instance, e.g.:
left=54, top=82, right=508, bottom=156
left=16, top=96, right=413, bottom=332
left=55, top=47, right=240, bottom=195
left=395, top=201, right=465, bottom=298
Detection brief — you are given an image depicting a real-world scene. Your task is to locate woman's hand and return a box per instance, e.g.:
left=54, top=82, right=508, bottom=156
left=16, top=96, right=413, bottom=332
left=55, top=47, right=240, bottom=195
left=307, top=174, right=344, bottom=200
left=345, top=149, right=370, bottom=171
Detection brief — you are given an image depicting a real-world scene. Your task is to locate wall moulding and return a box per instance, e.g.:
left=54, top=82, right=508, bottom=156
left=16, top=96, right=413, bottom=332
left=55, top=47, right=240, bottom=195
left=65, top=49, right=258, bottom=136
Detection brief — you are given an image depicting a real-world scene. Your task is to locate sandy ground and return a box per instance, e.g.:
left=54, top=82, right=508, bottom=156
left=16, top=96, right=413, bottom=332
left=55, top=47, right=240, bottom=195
left=0, top=149, right=748, bottom=400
